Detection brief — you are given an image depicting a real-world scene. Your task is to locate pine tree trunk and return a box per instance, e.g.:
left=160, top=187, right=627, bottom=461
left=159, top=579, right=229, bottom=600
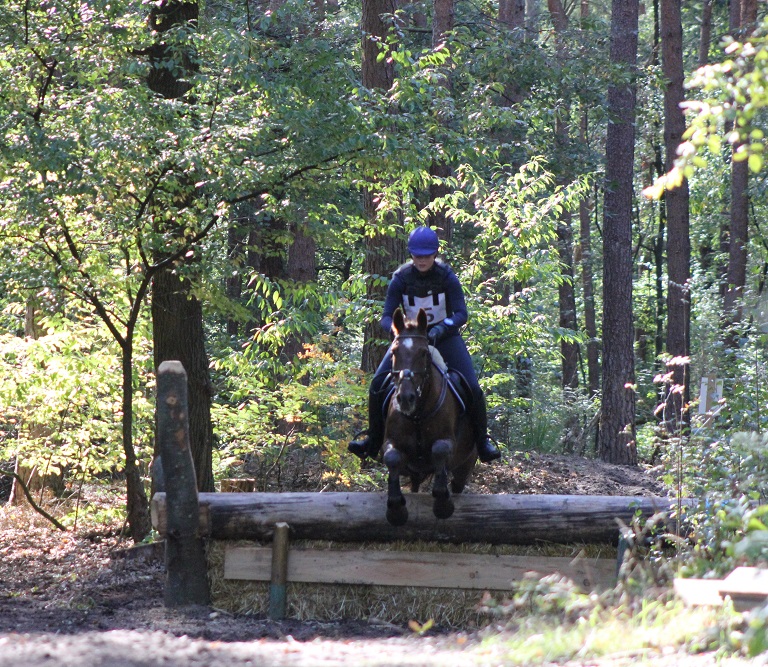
left=598, top=0, right=639, bottom=466
left=723, top=0, right=749, bottom=346
left=662, top=0, right=691, bottom=432
left=360, top=0, right=405, bottom=373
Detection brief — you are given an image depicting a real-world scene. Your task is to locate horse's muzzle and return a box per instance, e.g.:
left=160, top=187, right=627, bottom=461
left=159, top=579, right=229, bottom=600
left=394, top=386, right=418, bottom=416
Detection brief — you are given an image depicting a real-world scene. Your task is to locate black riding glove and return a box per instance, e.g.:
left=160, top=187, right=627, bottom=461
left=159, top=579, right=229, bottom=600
left=428, top=323, right=448, bottom=346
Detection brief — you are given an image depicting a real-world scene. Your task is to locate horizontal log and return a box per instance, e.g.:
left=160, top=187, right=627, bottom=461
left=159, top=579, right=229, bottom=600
left=151, top=492, right=685, bottom=545
left=224, top=545, right=618, bottom=590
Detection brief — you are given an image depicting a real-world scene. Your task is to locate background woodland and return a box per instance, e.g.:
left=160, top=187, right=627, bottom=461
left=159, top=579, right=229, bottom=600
left=1, top=0, right=768, bottom=554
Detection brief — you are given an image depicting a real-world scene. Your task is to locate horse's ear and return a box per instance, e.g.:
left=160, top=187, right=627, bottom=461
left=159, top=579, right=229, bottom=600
left=417, top=308, right=428, bottom=333
left=392, top=308, right=405, bottom=335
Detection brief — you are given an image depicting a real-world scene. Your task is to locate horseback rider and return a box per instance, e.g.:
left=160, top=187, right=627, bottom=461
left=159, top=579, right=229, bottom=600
left=349, top=226, right=502, bottom=464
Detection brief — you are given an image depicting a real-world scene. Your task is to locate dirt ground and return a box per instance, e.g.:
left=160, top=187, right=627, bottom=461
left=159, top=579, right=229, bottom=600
left=0, top=452, right=756, bottom=666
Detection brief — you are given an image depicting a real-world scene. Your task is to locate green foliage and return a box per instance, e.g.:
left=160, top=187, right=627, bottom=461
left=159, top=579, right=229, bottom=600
left=0, top=314, right=153, bottom=486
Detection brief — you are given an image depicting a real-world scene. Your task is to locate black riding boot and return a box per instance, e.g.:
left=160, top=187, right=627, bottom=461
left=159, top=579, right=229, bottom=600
left=348, top=384, right=386, bottom=460
left=470, top=392, right=501, bottom=463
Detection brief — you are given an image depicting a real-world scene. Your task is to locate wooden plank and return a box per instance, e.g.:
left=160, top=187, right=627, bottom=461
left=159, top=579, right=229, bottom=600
left=224, top=545, right=617, bottom=591
left=719, top=567, right=768, bottom=611
left=673, top=578, right=724, bottom=607
left=152, top=492, right=686, bottom=545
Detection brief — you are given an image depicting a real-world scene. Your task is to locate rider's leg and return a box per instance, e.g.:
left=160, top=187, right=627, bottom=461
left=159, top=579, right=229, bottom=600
left=348, top=351, right=392, bottom=460
left=436, top=336, right=501, bottom=463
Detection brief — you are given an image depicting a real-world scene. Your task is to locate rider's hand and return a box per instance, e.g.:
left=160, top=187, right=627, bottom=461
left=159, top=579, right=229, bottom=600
left=428, top=323, right=448, bottom=346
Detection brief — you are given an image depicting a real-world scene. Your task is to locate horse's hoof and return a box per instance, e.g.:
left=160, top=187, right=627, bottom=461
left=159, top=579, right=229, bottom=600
left=386, top=506, right=408, bottom=526
left=433, top=497, right=454, bottom=520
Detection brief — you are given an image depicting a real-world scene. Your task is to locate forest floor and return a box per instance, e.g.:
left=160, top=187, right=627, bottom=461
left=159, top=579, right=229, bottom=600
left=0, top=451, right=761, bottom=666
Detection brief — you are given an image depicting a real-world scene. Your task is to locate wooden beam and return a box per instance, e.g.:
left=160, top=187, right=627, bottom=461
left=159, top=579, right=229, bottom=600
left=156, top=361, right=210, bottom=607
left=224, top=545, right=617, bottom=591
left=152, top=491, right=684, bottom=545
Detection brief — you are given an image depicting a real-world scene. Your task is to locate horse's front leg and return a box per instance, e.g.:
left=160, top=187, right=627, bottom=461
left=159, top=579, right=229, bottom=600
left=430, top=438, right=455, bottom=519
left=383, top=443, right=408, bottom=526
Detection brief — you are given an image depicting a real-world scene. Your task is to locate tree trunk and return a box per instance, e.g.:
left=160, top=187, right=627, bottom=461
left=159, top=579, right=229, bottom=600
left=146, top=0, right=214, bottom=493
left=661, top=0, right=691, bottom=433
left=548, top=3, right=579, bottom=393
left=152, top=269, right=214, bottom=493
left=123, top=340, right=152, bottom=541
left=723, top=0, right=749, bottom=346
left=698, top=0, right=712, bottom=67
left=282, top=222, right=317, bottom=364
left=578, top=2, right=599, bottom=399
left=427, top=0, right=454, bottom=240
left=579, top=189, right=600, bottom=397
left=360, top=0, right=405, bottom=373
left=598, top=0, right=639, bottom=466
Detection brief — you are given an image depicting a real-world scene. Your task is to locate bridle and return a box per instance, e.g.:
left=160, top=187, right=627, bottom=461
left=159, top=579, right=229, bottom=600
left=390, top=332, right=447, bottom=420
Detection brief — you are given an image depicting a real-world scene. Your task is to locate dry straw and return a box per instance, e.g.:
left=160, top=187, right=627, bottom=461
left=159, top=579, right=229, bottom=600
left=208, top=539, right=615, bottom=627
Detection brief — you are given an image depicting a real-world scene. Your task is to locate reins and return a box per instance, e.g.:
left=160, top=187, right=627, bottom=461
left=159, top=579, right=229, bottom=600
left=390, top=333, right=449, bottom=422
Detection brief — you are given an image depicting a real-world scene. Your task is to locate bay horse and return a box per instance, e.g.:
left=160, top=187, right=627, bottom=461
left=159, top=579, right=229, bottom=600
left=382, top=307, right=477, bottom=526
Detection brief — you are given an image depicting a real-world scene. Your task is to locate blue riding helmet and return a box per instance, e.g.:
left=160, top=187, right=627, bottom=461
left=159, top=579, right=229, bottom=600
left=407, top=227, right=439, bottom=256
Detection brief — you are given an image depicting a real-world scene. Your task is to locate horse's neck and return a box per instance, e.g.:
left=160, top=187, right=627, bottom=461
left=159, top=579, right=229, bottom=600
left=419, top=363, right=448, bottom=416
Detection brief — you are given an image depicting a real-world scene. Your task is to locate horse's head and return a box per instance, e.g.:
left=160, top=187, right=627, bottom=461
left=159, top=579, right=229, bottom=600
left=390, top=308, right=432, bottom=417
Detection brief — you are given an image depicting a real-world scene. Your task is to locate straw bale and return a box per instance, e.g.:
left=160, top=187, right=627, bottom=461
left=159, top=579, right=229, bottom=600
left=207, top=540, right=616, bottom=627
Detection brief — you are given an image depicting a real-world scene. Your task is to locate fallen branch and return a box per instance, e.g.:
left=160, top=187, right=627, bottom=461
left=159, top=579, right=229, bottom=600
left=0, top=468, right=67, bottom=531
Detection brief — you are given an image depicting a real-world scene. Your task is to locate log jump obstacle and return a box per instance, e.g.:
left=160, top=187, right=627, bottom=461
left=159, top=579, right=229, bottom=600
left=154, top=361, right=683, bottom=620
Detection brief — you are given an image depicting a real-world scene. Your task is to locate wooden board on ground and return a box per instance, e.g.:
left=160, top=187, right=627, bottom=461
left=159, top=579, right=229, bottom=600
left=719, top=567, right=768, bottom=611
left=224, top=545, right=617, bottom=591
left=675, top=567, right=768, bottom=611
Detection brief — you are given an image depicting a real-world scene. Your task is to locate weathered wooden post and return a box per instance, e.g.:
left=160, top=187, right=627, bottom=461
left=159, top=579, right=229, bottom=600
left=268, top=522, right=290, bottom=620
left=157, top=360, right=210, bottom=607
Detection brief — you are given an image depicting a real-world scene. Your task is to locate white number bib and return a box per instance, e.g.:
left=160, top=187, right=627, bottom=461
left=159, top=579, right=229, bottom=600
left=403, top=293, right=448, bottom=325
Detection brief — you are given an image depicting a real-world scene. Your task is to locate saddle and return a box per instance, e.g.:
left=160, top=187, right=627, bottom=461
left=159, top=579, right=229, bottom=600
left=380, top=347, right=471, bottom=417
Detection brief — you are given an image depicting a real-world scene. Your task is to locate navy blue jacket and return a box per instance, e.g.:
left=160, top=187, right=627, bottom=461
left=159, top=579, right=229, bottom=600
left=380, top=259, right=467, bottom=337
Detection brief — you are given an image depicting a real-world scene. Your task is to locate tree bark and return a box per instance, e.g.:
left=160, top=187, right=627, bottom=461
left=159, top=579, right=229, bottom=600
left=722, top=0, right=749, bottom=346
left=698, top=0, right=712, bottom=67
left=579, top=189, right=600, bottom=397
left=152, top=491, right=683, bottom=545
left=548, top=3, right=579, bottom=392
left=428, top=0, right=455, bottom=240
left=282, top=222, right=317, bottom=364
left=146, top=0, right=215, bottom=492
left=598, top=0, right=639, bottom=465
left=152, top=269, right=215, bottom=492
left=360, top=0, right=405, bottom=373
left=661, top=0, right=691, bottom=433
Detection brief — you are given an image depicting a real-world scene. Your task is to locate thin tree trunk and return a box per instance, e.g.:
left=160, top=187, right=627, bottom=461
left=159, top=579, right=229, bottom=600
left=579, top=187, right=600, bottom=397
left=662, top=0, right=691, bottom=433
left=598, top=0, right=639, bottom=466
left=548, top=1, right=579, bottom=392
left=360, top=0, right=405, bottom=373
left=579, top=2, right=599, bottom=399
left=428, top=0, right=455, bottom=241
left=698, top=0, right=712, bottom=67
left=723, top=0, right=749, bottom=345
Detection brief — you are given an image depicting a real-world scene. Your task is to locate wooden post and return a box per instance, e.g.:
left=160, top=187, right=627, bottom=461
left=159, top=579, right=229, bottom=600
left=268, top=522, right=290, bottom=620
left=157, top=360, right=210, bottom=607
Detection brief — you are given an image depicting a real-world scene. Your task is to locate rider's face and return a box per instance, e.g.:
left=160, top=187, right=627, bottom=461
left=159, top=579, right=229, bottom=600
left=411, top=253, right=437, bottom=273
